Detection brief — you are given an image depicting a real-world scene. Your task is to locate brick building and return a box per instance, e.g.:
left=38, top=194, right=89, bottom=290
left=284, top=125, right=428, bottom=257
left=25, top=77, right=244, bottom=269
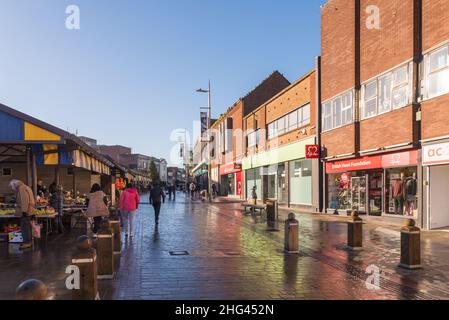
left=242, top=70, right=319, bottom=212
left=97, top=145, right=132, bottom=163
left=319, top=0, right=449, bottom=229
left=208, top=71, right=290, bottom=198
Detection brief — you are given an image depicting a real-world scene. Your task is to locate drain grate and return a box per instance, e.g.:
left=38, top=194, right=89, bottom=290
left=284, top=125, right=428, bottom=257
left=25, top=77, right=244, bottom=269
left=169, top=250, right=189, bottom=256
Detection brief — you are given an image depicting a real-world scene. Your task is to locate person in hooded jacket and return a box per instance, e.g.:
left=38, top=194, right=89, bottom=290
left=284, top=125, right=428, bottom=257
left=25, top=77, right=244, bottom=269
left=10, top=180, right=36, bottom=250
left=149, top=182, right=165, bottom=225
left=118, top=183, right=140, bottom=237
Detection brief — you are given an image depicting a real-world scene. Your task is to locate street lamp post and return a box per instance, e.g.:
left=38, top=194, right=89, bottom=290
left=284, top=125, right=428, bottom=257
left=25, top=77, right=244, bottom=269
left=197, top=80, right=212, bottom=203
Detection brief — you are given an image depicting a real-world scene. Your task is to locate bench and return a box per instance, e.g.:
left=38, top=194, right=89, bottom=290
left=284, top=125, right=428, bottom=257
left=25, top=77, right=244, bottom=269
left=241, top=202, right=266, bottom=215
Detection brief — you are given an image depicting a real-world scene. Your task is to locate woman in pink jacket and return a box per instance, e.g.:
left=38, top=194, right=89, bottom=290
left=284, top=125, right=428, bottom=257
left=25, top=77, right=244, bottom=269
left=118, top=183, right=140, bottom=237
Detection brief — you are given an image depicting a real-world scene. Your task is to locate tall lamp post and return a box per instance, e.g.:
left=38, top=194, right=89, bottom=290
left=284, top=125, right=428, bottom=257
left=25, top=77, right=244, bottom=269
left=196, top=80, right=212, bottom=203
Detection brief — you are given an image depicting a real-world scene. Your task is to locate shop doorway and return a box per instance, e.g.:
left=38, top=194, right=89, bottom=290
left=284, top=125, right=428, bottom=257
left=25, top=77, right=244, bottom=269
left=368, top=171, right=383, bottom=216
left=429, top=165, right=449, bottom=229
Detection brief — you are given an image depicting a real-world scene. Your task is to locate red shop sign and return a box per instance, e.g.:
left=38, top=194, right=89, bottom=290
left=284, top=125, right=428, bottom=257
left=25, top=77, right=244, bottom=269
left=220, top=163, right=242, bottom=176
left=326, top=150, right=418, bottom=174
left=306, top=145, right=320, bottom=159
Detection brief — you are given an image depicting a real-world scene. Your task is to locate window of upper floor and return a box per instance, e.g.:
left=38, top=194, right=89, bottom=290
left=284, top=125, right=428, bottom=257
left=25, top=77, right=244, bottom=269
left=424, top=44, right=449, bottom=100
left=322, top=90, right=353, bottom=132
left=247, top=129, right=260, bottom=148
left=361, top=62, right=412, bottom=120
left=267, top=103, right=310, bottom=140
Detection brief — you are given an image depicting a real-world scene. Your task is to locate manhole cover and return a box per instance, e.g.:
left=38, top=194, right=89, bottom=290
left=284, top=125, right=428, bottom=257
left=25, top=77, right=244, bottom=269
left=224, top=251, right=240, bottom=256
left=169, top=251, right=189, bottom=256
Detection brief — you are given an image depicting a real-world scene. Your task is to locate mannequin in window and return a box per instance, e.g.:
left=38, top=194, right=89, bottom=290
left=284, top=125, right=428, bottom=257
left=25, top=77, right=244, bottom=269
left=392, top=174, right=404, bottom=215
left=404, top=172, right=417, bottom=217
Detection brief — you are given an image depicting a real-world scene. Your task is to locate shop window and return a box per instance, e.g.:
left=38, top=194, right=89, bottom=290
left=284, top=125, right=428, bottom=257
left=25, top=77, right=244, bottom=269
left=425, top=45, right=449, bottom=99
left=385, top=168, right=417, bottom=217
left=322, top=90, right=353, bottom=132
left=289, top=159, right=312, bottom=205
left=2, top=168, right=12, bottom=176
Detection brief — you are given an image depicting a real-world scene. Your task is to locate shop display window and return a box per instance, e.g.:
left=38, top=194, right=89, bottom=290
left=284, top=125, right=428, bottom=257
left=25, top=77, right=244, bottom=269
left=385, top=167, right=417, bottom=218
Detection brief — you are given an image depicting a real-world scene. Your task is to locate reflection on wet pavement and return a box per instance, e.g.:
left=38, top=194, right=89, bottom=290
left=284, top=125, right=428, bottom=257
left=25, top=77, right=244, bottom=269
left=1, top=193, right=448, bottom=300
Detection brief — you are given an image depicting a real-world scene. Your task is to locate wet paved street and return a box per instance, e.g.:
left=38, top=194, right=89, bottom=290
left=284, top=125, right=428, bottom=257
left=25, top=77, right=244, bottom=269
left=1, top=192, right=449, bottom=300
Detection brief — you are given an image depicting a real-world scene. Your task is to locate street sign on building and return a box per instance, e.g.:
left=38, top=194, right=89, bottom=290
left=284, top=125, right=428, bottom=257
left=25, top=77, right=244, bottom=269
left=305, top=145, right=320, bottom=159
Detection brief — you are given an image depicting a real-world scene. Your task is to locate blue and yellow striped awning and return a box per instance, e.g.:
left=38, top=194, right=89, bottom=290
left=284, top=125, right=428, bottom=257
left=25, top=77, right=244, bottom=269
left=72, top=149, right=111, bottom=174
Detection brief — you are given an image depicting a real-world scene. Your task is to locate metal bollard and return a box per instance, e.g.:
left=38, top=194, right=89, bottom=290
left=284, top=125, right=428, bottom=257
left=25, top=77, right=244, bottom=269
left=16, top=279, right=52, bottom=300
left=347, top=210, right=363, bottom=250
left=284, top=213, right=299, bottom=254
left=399, top=219, right=421, bottom=269
left=72, top=235, right=99, bottom=300
left=109, top=216, right=122, bottom=255
left=97, top=219, right=115, bottom=280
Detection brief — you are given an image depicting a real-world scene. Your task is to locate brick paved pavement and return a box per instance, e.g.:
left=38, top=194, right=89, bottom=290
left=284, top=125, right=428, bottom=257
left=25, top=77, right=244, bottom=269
left=1, top=192, right=449, bottom=300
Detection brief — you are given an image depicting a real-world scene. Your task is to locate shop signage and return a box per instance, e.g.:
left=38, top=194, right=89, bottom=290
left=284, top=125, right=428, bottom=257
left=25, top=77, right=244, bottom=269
left=326, top=150, right=418, bottom=173
left=220, top=162, right=242, bottom=176
left=305, top=144, right=320, bottom=159
left=423, top=142, right=449, bottom=166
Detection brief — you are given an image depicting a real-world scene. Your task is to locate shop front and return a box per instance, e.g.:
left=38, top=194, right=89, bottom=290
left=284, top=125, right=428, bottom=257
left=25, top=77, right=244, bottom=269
left=192, top=162, right=209, bottom=191
left=242, top=137, right=317, bottom=209
left=325, top=149, right=418, bottom=218
left=219, top=163, right=242, bottom=197
left=422, top=140, right=449, bottom=229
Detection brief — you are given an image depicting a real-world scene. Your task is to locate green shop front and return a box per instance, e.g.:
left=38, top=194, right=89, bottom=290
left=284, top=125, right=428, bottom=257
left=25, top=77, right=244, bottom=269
left=242, top=137, right=320, bottom=211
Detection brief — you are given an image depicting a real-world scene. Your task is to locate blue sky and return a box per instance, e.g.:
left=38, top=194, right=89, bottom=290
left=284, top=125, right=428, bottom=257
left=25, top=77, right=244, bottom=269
left=0, top=0, right=323, bottom=165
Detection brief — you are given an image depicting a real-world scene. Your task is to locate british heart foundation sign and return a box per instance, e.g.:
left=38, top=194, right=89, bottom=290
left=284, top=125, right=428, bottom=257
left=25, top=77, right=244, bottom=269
left=326, top=150, right=418, bottom=173
left=306, top=145, right=320, bottom=159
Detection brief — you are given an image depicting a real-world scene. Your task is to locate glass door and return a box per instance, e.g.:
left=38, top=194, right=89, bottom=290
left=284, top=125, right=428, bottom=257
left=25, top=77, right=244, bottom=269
left=351, top=176, right=367, bottom=213
left=368, top=171, right=383, bottom=216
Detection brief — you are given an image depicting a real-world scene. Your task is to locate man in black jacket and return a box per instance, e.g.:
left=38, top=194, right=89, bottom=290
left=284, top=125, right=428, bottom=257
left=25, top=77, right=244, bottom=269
left=149, top=183, right=165, bottom=224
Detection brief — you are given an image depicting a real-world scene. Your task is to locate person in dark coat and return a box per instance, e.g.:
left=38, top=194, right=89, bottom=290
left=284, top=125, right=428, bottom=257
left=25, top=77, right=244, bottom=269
left=149, top=183, right=165, bottom=224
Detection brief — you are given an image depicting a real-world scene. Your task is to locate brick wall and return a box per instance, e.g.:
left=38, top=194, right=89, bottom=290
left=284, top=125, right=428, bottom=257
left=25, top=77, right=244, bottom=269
left=321, top=0, right=356, bottom=101
left=360, top=0, right=414, bottom=82
left=422, top=0, right=449, bottom=51
left=360, top=106, right=414, bottom=150
left=421, top=93, right=449, bottom=140
left=321, top=125, right=356, bottom=157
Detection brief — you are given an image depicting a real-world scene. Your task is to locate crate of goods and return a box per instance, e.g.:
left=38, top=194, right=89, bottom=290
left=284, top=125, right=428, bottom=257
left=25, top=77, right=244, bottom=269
left=0, top=232, right=8, bottom=242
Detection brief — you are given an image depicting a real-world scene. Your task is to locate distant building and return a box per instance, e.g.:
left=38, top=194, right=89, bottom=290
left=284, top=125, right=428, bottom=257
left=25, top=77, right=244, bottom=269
left=97, top=145, right=132, bottom=163
left=78, top=136, right=97, bottom=148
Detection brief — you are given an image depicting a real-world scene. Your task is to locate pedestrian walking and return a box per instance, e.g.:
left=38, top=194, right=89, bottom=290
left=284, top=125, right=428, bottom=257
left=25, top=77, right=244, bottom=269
left=86, top=183, right=109, bottom=236
left=10, top=180, right=36, bottom=250
left=149, top=183, right=165, bottom=224
left=212, top=183, right=217, bottom=198
left=49, top=185, right=65, bottom=234
left=189, top=181, right=196, bottom=200
left=251, top=186, right=258, bottom=205
left=118, top=183, right=140, bottom=237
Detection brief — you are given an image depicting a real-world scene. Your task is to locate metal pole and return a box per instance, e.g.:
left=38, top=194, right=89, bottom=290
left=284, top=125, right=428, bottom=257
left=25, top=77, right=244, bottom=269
left=208, top=80, right=212, bottom=203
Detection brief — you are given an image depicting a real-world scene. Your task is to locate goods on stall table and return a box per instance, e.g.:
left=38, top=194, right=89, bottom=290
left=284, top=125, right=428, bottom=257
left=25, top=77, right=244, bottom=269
left=0, top=208, right=15, bottom=216
left=8, top=232, right=23, bottom=243
left=35, top=207, right=56, bottom=216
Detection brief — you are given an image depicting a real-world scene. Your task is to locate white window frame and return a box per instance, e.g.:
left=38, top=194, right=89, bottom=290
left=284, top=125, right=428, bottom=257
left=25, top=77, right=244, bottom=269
left=378, top=73, right=392, bottom=115
left=321, top=90, right=354, bottom=132
left=299, top=103, right=311, bottom=127
left=425, top=44, right=449, bottom=99
left=361, top=62, right=411, bottom=121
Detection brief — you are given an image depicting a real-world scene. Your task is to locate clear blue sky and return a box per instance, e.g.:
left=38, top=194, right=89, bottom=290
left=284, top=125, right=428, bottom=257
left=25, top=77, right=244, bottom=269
left=0, top=0, right=323, bottom=165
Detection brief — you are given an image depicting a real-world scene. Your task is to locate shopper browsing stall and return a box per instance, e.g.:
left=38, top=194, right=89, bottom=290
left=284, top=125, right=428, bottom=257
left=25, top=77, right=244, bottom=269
left=9, top=180, right=36, bottom=250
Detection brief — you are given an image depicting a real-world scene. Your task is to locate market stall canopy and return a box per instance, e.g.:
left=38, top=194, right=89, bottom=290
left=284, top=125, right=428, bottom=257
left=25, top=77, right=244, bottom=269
left=0, top=103, right=113, bottom=174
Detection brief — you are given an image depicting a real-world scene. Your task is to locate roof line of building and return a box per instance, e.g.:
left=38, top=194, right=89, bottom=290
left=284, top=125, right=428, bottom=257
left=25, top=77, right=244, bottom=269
left=243, top=68, right=316, bottom=119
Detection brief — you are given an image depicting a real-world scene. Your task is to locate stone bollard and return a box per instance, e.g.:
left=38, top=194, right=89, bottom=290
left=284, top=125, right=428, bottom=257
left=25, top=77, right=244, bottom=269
left=284, top=213, right=299, bottom=254
left=72, top=235, right=99, bottom=300
left=16, top=279, right=51, bottom=300
left=347, top=210, right=363, bottom=250
left=109, top=214, right=122, bottom=255
left=97, top=219, right=115, bottom=280
left=399, top=219, right=421, bottom=269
